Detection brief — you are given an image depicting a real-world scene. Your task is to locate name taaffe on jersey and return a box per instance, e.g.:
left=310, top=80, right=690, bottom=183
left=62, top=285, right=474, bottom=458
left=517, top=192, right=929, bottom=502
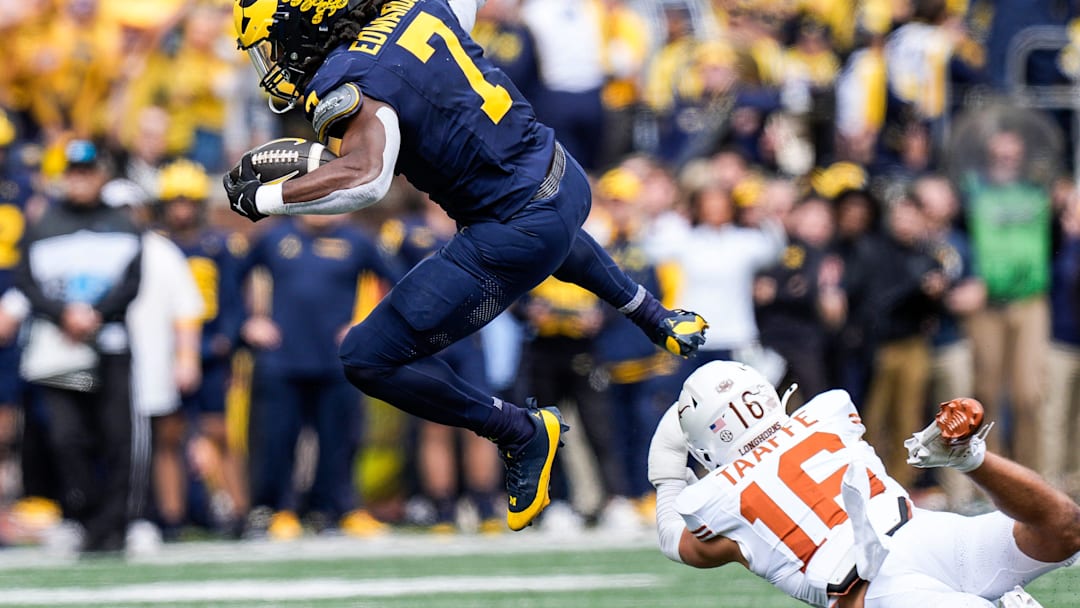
left=713, top=410, right=822, bottom=487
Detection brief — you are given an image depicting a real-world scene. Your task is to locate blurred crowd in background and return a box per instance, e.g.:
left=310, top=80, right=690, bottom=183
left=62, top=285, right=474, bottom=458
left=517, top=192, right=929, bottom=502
left=1, top=0, right=1080, bottom=556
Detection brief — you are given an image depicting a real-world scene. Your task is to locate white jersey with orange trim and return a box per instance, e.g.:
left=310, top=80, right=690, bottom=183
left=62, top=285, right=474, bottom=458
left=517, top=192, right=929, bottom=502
left=675, top=390, right=911, bottom=607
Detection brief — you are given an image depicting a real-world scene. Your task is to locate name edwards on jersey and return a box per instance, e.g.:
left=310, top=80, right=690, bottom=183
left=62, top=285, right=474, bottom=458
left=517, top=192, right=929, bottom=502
left=350, top=0, right=419, bottom=55
left=715, top=410, right=822, bottom=487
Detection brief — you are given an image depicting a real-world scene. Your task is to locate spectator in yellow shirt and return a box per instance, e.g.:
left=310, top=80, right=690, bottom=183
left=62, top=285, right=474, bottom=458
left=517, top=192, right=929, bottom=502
left=125, top=3, right=237, bottom=172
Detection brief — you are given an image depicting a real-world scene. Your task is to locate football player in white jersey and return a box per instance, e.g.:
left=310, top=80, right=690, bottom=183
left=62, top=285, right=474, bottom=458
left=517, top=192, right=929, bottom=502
left=649, top=360, right=1080, bottom=608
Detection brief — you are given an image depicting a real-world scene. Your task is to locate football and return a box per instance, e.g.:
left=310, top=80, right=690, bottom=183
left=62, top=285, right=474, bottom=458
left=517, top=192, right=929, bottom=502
left=238, top=137, right=337, bottom=184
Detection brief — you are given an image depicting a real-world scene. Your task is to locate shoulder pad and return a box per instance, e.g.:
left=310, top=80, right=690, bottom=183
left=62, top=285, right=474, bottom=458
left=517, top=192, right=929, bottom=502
left=308, top=83, right=364, bottom=144
left=797, top=389, right=860, bottom=428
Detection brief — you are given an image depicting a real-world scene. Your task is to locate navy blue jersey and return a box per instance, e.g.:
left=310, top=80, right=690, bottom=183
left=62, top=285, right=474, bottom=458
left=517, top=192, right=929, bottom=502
left=171, top=229, right=246, bottom=361
left=242, top=219, right=397, bottom=376
left=471, top=18, right=541, bottom=103
left=304, top=0, right=555, bottom=225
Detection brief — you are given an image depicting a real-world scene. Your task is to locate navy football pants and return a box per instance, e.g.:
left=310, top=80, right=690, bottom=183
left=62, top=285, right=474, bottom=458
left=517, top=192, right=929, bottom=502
left=340, top=153, right=641, bottom=439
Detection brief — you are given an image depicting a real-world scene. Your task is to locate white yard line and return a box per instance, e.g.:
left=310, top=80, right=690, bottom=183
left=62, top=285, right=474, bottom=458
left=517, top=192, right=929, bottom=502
left=0, top=528, right=657, bottom=570
left=0, top=574, right=659, bottom=604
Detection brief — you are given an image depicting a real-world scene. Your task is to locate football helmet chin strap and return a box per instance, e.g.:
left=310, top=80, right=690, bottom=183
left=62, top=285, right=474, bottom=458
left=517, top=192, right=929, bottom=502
left=780, top=383, right=798, bottom=409
left=268, top=96, right=296, bottom=115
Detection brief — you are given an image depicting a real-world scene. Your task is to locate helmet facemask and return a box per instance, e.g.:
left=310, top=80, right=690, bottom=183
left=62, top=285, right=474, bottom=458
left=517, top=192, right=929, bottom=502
left=235, top=0, right=355, bottom=112
left=245, top=38, right=304, bottom=109
left=676, top=361, right=791, bottom=470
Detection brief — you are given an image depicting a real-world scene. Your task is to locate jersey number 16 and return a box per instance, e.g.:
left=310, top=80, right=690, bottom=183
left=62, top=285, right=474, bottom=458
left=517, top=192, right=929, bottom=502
left=740, top=431, right=886, bottom=570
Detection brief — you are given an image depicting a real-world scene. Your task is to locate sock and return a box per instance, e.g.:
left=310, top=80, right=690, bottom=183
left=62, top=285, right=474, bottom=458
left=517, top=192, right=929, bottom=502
left=479, top=400, right=536, bottom=455
left=621, top=286, right=671, bottom=341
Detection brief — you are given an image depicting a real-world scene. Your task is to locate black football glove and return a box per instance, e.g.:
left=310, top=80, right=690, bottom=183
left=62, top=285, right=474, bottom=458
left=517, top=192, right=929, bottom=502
left=223, top=155, right=267, bottom=222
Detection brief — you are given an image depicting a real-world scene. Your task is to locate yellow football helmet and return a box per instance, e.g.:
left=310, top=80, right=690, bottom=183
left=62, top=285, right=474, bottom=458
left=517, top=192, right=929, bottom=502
left=159, top=159, right=211, bottom=202
left=234, top=0, right=361, bottom=111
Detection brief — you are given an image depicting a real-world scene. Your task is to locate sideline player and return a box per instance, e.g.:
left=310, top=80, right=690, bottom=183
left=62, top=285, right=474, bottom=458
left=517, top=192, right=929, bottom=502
left=225, top=0, right=708, bottom=531
left=648, top=360, right=1080, bottom=607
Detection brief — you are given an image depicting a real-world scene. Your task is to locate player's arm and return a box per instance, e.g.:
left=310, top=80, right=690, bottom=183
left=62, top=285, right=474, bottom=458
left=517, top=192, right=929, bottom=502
left=229, top=98, right=401, bottom=219
left=649, top=405, right=746, bottom=569
left=276, top=98, right=397, bottom=211
left=677, top=528, right=746, bottom=569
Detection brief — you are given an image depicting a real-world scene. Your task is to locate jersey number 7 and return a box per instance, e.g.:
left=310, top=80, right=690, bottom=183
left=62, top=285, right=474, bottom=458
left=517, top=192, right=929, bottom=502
left=397, top=12, right=513, bottom=124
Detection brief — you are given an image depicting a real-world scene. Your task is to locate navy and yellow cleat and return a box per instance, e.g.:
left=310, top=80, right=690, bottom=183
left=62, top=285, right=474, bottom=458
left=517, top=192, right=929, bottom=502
left=503, top=405, right=568, bottom=531
left=656, top=309, right=708, bottom=357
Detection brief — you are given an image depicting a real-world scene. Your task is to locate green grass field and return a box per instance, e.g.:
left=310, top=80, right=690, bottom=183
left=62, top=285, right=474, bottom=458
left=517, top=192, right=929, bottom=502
left=0, top=531, right=1076, bottom=607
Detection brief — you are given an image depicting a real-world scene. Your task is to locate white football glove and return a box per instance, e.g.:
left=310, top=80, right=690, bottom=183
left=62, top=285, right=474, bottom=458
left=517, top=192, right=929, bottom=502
left=905, top=421, right=993, bottom=473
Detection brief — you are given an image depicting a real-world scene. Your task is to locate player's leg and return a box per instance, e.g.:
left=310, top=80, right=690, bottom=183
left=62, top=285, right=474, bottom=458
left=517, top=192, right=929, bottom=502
left=905, top=400, right=1080, bottom=604
left=543, top=151, right=706, bottom=356
left=444, top=338, right=500, bottom=529
left=342, top=297, right=567, bottom=532
left=968, top=452, right=1080, bottom=563
left=908, top=398, right=1080, bottom=563
left=865, top=509, right=1054, bottom=607
left=340, top=208, right=580, bottom=530
left=552, top=229, right=705, bottom=355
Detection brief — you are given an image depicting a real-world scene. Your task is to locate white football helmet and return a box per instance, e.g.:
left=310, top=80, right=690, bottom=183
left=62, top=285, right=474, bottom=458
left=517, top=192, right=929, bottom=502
left=677, top=361, right=789, bottom=470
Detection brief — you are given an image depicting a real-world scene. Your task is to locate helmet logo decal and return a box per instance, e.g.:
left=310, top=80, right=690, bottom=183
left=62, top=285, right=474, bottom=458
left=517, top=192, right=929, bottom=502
left=719, top=430, right=734, bottom=443
left=708, top=417, right=726, bottom=433
left=717, top=379, right=733, bottom=392
left=286, top=0, right=348, bottom=25
left=736, top=421, right=783, bottom=457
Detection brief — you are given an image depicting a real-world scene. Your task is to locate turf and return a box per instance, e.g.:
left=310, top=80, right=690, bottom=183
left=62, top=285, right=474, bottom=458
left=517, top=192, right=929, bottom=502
left=0, top=532, right=1075, bottom=607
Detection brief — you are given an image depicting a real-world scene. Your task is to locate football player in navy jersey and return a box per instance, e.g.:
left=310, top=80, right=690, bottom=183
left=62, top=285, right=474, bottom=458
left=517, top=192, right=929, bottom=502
left=225, top=0, right=708, bottom=531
